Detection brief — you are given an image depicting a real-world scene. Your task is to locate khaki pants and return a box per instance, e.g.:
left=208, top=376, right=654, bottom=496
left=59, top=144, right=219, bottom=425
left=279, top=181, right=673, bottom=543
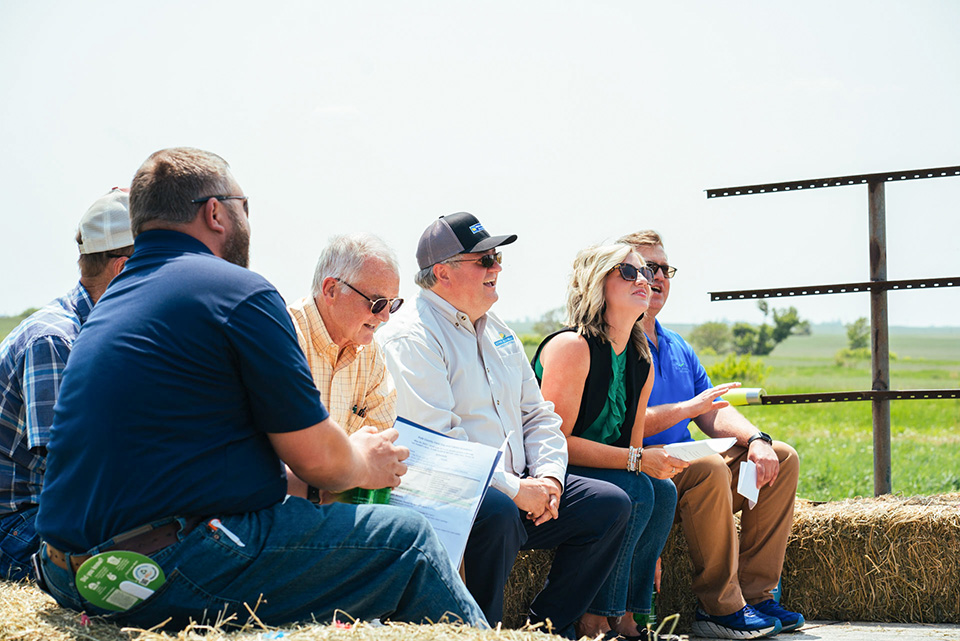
left=672, top=441, right=799, bottom=616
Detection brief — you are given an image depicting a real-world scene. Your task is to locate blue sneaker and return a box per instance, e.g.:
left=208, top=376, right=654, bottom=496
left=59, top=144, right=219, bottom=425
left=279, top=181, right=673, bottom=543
left=691, top=604, right=782, bottom=639
left=751, top=600, right=805, bottom=632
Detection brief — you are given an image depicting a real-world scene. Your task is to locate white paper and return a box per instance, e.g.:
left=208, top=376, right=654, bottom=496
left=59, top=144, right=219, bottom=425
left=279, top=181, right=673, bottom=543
left=737, top=461, right=759, bottom=509
left=662, top=437, right=737, bottom=462
left=390, top=417, right=502, bottom=572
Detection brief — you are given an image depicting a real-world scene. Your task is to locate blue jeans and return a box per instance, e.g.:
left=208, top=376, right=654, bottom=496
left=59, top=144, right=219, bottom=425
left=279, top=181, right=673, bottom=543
left=0, top=506, right=40, bottom=580
left=464, top=474, right=631, bottom=635
left=38, top=498, right=487, bottom=630
left=569, top=466, right=677, bottom=617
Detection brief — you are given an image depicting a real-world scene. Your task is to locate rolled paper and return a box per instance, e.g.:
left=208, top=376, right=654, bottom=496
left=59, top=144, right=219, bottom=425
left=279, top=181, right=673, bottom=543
left=722, top=387, right=766, bottom=406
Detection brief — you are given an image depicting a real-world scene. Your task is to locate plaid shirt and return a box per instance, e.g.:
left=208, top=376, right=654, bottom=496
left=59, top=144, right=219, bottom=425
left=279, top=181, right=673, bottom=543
left=0, top=283, right=93, bottom=513
left=287, top=296, right=396, bottom=434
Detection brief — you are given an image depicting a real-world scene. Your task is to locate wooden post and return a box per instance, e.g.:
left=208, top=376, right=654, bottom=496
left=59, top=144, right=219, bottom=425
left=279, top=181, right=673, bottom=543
left=868, top=180, right=892, bottom=495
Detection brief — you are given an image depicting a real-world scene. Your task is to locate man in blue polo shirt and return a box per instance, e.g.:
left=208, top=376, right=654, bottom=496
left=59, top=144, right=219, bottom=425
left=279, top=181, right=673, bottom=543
left=35, top=147, right=485, bottom=630
left=620, top=230, right=803, bottom=639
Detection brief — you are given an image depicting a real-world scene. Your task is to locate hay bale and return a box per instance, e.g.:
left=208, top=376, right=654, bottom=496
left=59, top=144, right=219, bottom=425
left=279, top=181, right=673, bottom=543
left=784, top=493, right=960, bottom=623
left=504, top=494, right=960, bottom=630
left=0, top=580, right=568, bottom=641
left=502, top=549, right=555, bottom=628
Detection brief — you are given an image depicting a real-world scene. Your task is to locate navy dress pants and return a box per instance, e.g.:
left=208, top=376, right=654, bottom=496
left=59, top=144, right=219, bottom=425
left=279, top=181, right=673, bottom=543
left=463, top=474, right=631, bottom=636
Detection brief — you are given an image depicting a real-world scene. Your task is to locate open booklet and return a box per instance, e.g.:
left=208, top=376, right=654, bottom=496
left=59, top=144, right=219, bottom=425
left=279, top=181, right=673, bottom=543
left=388, top=417, right=503, bottom=572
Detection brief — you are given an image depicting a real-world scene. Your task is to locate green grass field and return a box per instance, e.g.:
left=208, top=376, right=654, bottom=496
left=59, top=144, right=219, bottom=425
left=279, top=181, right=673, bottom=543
left=721, top=330, right=960, bottom=501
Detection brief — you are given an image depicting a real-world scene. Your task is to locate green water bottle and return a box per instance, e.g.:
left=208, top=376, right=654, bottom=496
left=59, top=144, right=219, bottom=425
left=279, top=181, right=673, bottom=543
left=634, top=591, right=657, bottom=627
left=344, top=487, right=392, bottom=504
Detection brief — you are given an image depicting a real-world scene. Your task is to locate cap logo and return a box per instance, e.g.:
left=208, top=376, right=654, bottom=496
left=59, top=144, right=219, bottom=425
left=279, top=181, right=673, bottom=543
left=469, top=222, right=485, bottom=234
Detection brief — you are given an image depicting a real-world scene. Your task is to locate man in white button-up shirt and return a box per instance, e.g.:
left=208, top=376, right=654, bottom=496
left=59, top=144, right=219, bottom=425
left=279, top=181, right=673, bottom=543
left=380, top=213, right=630, bottom=637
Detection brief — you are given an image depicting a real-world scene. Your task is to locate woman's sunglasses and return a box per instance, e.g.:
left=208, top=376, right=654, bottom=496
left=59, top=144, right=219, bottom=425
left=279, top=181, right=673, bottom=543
left=611, top=263, right=655, bottom=284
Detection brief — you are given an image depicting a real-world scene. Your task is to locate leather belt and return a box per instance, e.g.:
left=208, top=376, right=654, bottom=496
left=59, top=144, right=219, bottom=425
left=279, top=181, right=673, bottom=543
left=45, top=516, right=205, bottom=574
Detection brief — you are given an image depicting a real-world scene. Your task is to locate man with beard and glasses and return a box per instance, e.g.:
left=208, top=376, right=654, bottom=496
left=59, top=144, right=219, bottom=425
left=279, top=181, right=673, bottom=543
left=34, top=148, right=486, bottom=631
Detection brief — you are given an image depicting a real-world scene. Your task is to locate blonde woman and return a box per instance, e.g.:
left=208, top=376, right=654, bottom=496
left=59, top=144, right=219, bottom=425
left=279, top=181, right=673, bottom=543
left=533, top=243, right=685, bottom=640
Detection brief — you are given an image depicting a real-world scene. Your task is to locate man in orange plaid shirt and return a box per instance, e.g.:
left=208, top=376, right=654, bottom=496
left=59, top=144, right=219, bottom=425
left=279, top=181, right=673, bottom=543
left=286, top=233, right=404, bottom=502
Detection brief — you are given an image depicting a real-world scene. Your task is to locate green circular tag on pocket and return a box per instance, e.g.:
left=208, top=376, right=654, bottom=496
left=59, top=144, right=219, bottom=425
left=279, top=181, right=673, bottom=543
left=75, top=550, right=165, bottom=611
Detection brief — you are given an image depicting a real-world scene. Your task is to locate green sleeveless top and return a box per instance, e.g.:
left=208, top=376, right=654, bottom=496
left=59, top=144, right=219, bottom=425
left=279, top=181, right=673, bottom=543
left=534, top=343, right=628, bottom=445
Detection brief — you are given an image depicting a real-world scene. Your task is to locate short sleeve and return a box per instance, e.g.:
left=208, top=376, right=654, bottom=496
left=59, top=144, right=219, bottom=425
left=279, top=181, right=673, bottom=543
left=226, top=290, right=329, bottom=433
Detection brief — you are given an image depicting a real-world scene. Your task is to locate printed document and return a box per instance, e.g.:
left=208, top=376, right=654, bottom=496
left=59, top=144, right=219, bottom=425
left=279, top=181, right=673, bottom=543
left=662, top=436, right=737, bottom=462
left=390, top=417, right=502, bottom=571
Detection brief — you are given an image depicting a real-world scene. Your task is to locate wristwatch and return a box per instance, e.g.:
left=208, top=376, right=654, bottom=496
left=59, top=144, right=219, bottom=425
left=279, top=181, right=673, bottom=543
left=747, top=432, right=773, bottom=446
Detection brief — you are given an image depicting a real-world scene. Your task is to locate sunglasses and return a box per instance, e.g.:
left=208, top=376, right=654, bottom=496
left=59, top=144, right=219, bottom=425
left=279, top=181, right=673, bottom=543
left=612, top=263, right=655, bottom=284
left=191, top=195, right=250, bottom=215
left=335, top=278, right=404, bottom=314
left=449, top=251, right=502, bottom=269
left=645, top=261, right=677, bottom=279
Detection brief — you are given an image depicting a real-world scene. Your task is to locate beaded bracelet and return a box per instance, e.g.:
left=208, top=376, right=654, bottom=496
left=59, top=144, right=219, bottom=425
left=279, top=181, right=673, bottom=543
left=626, top=446, right=643, bottom=474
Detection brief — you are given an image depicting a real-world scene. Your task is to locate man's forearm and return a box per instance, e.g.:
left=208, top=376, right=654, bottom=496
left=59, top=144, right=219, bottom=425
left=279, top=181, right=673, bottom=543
left=644, top=402, right=694, bottom=436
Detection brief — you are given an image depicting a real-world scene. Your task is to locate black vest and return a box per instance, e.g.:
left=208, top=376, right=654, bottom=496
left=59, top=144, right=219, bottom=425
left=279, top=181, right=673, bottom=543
left=532, top=328, right=650, bottom=448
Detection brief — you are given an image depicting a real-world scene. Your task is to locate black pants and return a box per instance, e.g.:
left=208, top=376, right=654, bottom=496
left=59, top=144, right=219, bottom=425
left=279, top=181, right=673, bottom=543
left=463, top=474, right=631, bottom=635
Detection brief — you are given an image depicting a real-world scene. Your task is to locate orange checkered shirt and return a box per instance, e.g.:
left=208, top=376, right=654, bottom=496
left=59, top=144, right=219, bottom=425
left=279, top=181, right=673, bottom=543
left=287, top=296, right=397, bottom=434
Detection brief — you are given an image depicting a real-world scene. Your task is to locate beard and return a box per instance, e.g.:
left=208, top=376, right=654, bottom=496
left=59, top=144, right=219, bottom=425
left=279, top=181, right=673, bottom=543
left=222, top=210, right=250, bottom=268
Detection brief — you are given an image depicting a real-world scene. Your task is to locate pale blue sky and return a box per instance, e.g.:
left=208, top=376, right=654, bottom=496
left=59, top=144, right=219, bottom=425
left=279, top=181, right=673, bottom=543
left=2, top=1, right=958, bottom=326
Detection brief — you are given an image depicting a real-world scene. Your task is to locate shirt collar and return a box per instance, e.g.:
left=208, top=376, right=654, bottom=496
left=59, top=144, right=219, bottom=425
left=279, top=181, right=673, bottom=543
left=302, top=296, right=362, bottom=366
left=419, top=288, right=480, bottom=332
left=133, top=229, right=216, bottom=256
left=70, top=282, right=95, bottom=326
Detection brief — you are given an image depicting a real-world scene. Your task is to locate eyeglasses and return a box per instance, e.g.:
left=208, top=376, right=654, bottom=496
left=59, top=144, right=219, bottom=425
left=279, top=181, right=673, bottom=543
left=612, top=263, right=655, bottom=283
left=448, top=251, right=502, bottom=269
left=335, top=278, right=404, bottom=315
left=645, top=261, right=677, bottom=279
left=191, top=195, right=249, bottom=215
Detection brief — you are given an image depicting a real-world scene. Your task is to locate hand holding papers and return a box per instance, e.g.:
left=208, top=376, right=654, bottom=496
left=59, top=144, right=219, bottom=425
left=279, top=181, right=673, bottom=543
left=389, top=417, right=502, bottom=572
left=737, top=461, right=759, bottom=509
left=662, top=437, right=737, bottom=462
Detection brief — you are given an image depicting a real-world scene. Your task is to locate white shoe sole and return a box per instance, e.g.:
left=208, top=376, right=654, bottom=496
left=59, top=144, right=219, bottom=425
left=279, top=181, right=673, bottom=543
left=690, top=619, right=781, bottom=639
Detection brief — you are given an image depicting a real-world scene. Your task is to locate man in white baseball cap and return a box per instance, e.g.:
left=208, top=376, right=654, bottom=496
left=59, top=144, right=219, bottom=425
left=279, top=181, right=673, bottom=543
left=0, top=188, right=133, bottom=579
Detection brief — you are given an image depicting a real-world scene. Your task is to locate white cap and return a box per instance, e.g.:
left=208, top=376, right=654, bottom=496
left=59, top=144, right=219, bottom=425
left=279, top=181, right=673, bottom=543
left=77, top=188, right=134, bottom=255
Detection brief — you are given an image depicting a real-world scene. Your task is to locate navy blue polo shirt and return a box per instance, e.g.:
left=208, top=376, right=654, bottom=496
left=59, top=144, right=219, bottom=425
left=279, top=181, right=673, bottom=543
left=643, top=319, right=712, bottom=446
left=38, top=230, right=328, bottom=552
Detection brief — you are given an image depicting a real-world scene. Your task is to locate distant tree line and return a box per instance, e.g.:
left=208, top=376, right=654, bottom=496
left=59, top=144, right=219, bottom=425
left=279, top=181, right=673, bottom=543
left=688, top=302, right=810, bottom=356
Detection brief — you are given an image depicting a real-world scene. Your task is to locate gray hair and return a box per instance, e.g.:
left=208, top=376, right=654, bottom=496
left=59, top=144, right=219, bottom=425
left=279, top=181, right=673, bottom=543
left=414, top=256, right=462, bottom=290
left=129, top=147, right=234, bottom=236
left=414, top=265, right=438, bottom=289
left=311, top=233, right=400, bottom=298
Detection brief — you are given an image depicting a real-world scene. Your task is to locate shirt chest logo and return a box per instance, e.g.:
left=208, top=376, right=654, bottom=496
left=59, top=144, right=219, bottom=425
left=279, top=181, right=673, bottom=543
left=494, top=333, right=515, bottom=348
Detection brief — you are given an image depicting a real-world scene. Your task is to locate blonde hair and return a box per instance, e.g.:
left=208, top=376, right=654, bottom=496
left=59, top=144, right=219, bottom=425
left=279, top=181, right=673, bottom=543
left=565, top=242, right=651, bottom=361
left=618, top=229, right=663, bottom=250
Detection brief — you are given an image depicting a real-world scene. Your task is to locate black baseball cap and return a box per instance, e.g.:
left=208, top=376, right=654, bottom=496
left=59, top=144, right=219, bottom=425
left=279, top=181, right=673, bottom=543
left=416, top=212, right=518, bottom=269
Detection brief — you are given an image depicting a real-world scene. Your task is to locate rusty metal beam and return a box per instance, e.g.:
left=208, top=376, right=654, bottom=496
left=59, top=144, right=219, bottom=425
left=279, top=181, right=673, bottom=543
left=706, top=165, right=960, bottom=199
left=760, top=389, right=960, bottom=405
left=708, top=276, right=960, bottom=301
left=868, top=180, right=892, bottom=496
